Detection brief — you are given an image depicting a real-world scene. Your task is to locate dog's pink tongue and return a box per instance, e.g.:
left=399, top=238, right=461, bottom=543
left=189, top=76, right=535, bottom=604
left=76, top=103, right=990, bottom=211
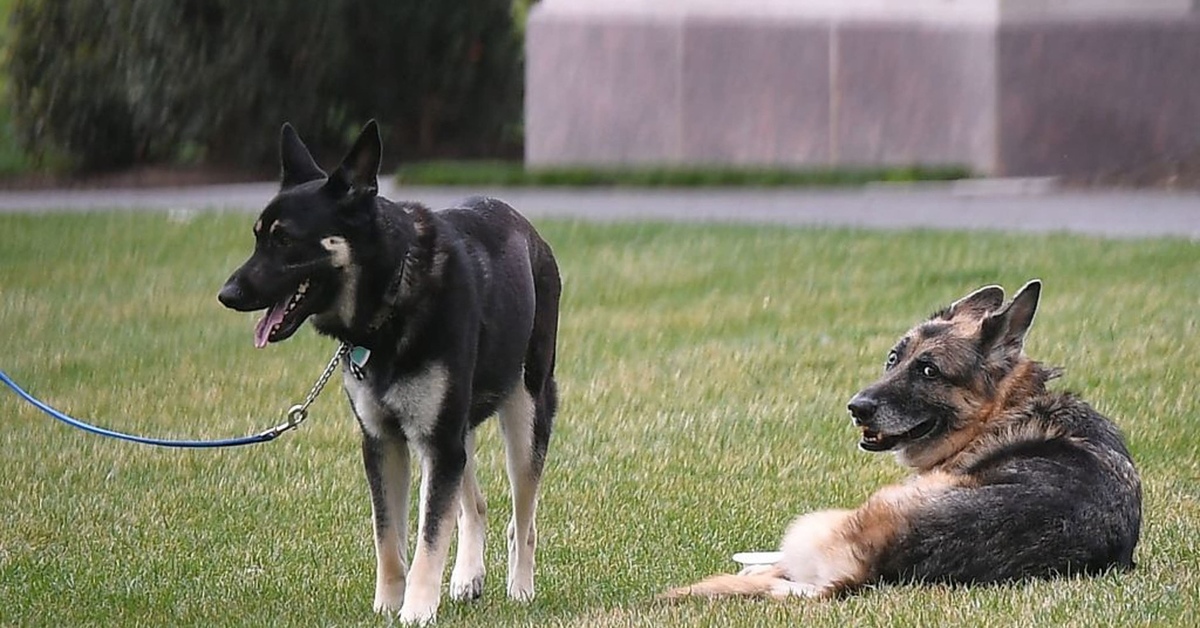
left=254, top=301, right=288, bottom=349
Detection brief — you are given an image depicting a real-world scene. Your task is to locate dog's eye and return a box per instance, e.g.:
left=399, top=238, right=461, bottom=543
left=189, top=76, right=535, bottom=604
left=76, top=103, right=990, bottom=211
left=921, top=364, right=939, bottom=379
left=273, top=230, right=292, bottom=247
left=885, top=351, right=899, bottom=370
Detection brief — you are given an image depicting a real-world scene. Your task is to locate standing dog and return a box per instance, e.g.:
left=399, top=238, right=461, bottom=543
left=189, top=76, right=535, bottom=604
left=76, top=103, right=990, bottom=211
left=218, top=122, right=560, bottom=623
left=665, top=280, right=1141, bottom=599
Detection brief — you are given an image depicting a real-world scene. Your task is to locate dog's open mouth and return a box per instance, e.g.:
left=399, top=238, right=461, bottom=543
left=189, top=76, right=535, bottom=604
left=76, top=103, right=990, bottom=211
left=859, top=418, right=940, bottom=452
left=254, top=279, right=312, bottom=348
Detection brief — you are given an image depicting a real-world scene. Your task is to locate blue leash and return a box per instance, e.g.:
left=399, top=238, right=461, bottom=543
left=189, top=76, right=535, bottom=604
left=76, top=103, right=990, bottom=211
left=0, top=344, right=346, bottom=449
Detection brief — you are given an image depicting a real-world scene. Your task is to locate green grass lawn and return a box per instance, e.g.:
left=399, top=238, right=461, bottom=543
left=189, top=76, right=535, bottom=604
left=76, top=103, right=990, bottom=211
left=1, top=213, right=1198, bottom=626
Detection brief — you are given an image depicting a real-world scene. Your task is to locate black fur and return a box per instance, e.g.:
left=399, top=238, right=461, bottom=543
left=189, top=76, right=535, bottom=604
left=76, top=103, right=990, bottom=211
left=876, top=394, right=1142, bottom=584
left=219, top=121, right=560, bottom=619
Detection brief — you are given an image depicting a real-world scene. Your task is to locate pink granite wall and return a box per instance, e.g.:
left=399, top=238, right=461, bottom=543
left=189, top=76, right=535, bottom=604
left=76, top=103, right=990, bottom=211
left=833, top=22, right=996, bottom=170
left=997, top=19, right=1200, bottom=175
left=526, top=18, right=683, bottom=164
left=526, top=9, right=1200, bottom=176
left=679, top=19, right=831, bottom=165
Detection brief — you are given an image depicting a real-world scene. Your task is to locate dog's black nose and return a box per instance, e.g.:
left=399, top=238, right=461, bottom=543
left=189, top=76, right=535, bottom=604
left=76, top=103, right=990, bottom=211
left=218, top=279, right=244, bottom=310
left=847, top=394, right=878, bottom=425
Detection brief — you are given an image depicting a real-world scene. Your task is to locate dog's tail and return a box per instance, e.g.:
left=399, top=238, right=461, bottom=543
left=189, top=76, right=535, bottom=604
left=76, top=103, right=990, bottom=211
left=660, top=566, right=795, bottom=601
left=524, top=228, right=561, bottom=478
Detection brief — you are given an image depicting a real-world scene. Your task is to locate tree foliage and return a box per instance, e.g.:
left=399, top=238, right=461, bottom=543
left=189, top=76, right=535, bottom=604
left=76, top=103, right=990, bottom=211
left=8, top=0, right=523, bottom=172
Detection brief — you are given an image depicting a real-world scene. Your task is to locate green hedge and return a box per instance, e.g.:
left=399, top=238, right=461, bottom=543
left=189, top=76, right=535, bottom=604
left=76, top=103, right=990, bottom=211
left=7, top=0, right=523, bottom=172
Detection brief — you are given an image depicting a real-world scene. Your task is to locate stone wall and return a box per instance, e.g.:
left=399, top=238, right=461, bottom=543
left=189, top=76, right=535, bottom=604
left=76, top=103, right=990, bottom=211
left=526, top=0, right=1200, bottom=176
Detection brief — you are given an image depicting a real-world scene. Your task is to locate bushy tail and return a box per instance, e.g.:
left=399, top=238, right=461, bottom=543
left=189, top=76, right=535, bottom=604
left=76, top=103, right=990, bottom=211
left=660, top=566, right=792, bottom=601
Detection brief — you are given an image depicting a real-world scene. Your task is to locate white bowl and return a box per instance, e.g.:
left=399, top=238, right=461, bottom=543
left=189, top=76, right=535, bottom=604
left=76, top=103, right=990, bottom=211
left=731, top=551, right=782, bottom=566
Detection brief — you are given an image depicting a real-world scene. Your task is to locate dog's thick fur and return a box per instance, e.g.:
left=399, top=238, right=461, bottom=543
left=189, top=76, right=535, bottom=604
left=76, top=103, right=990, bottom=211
left=219, top=122, right=560, bottom=623
left=664, top=280, right=1141, bottom=600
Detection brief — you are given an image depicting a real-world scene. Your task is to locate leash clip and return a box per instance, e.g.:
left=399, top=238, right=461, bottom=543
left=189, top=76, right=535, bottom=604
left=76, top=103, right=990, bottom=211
left=286, top=404, right=308, bottom=427
left=261, top=404, right=309, bottom=440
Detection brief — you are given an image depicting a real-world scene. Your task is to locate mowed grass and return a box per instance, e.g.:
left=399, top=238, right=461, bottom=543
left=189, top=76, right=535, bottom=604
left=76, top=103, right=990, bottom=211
left=1, top=212, right=1198, bottom=627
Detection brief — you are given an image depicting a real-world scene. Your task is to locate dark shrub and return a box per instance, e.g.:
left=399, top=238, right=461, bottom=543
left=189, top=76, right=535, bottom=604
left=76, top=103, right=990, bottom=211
left=339, top=0, right=524, bottom=161
left=7, top=0, right=523, bottom=172
left=9, top=0, right=140, bottom=170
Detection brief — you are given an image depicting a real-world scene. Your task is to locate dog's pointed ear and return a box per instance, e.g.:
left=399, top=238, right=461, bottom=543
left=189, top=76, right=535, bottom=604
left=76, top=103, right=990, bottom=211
left=325, top=120, right=382, bottom=201
left=944, top=284, right=1005, bottom=320
left=980, top=280, right=1041, bottom=359
left=280, top=123, right=326, bottom=190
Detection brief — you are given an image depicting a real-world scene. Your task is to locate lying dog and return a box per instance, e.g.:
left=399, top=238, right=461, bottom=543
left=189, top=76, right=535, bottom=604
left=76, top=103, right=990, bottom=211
left=665, top=280, right=1141, bottom=599
left=219, top=122, right=560, bottom=623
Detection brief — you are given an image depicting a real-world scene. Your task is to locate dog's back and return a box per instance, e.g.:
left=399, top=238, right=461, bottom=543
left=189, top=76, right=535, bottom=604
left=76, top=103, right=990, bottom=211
left=876, top=390, right=1142, bottom=585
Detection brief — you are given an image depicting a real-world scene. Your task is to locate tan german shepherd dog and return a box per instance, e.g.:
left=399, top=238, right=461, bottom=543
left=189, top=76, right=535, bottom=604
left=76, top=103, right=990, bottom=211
left=664, top=280, right=1141, bottom=600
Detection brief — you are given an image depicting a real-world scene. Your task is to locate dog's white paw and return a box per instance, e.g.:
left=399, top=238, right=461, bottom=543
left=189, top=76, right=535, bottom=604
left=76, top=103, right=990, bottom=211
left=506, top=572, right=535, bottom=603
left=507, top=581, right=535, bottom=603
left=396, top=579, right=441, bottom=625
left=768, top=579, right=822, bottom=600
left=373, top=580, right=405, bottom=614
left=396, top=601, right=438, bottom=625
left=505, top=550, right=535, bottom=602
left=506, top=520, right=536, bottom=602
left=449, top=570, right=485, bottom=602
left=737, top=564, right=778, bottom=577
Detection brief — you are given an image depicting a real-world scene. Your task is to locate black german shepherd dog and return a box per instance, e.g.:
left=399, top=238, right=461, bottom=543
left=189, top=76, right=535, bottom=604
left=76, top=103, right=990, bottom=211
left=218, top=122, right=560, bottom=623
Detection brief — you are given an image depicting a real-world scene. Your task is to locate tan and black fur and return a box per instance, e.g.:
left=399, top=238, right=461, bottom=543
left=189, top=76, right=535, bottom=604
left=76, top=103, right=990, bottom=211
left=664, top=280, right=1141, bottom=600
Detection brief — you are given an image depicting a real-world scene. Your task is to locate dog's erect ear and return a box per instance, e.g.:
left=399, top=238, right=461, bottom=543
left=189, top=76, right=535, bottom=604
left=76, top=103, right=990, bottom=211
left=980, top=280, right=1042, bottom=359
left=944, top=284, right=1005, bottom=321
left=325, top=120, right=382, bottom=201
left=280, top=123, right=326, bottom=190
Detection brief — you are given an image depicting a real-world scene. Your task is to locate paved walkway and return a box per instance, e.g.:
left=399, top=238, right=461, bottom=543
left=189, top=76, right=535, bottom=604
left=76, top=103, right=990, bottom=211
left=1, top=180, right=1198, bottom=239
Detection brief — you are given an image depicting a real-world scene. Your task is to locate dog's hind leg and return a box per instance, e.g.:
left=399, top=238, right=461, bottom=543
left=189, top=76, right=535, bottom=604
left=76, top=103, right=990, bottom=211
left=362, top=434, right=412, bottom=614
left=449, top=430, right=487, bottom=601
left=499, top=383, right=547, bottom=602
left=496, top=248, right=558, bottom=603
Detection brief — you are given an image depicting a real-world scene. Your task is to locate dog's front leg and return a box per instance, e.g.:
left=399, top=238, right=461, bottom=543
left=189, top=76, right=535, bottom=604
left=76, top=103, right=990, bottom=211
left=777, top=472, right=962, bottom=596
left=397, top=439, right=466, bottom=624
left=363, top=434, right=412, bottom=613
left=776, top=509, right=861, bottom=596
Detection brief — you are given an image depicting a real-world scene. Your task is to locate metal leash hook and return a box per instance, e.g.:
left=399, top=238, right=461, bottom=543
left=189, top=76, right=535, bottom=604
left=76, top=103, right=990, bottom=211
left=286, top=404, right=309, bottom=426
left=260, top=405, right=310, bottom=441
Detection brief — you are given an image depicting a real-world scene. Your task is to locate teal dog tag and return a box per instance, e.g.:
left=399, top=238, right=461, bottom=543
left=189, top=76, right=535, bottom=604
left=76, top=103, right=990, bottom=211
left=349, top=346, right=371, bottom=380
left=350, top=346, right=371, bottom=368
